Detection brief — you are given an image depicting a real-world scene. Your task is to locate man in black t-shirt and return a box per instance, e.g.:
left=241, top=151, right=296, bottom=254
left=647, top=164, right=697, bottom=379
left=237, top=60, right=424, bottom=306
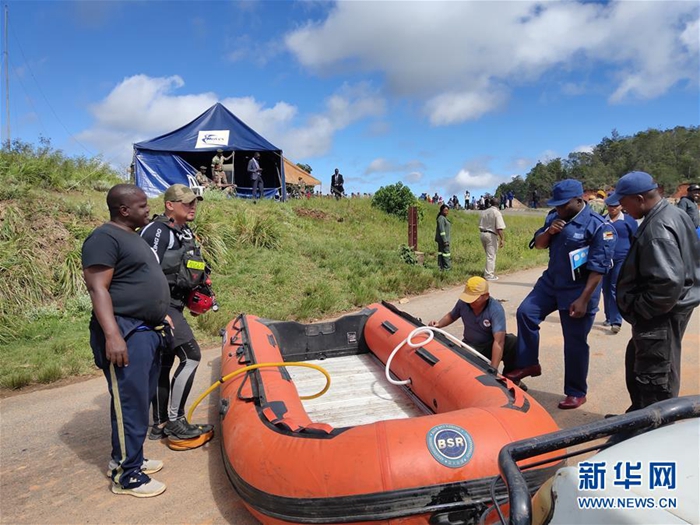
left=82, top=184, right=170, bottom=498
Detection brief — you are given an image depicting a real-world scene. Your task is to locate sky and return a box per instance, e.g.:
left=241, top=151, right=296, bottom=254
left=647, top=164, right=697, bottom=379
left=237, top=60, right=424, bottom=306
left=2, top=0, right=698, bottom=196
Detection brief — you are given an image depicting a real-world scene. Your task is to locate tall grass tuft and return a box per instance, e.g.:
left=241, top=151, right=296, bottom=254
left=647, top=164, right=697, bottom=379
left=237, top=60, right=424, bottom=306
left=231, top=211, right=282, bottom=249
left=54, top=243, right=86, bottom=297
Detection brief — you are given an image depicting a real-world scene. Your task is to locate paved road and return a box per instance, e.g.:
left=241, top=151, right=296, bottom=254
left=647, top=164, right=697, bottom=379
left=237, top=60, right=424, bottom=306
left=1, top=266, right=698, bottom=524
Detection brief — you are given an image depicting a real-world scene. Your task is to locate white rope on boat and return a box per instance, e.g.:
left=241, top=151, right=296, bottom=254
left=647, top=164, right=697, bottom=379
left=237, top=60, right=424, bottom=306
left=385, top=325, right=490, bottom=386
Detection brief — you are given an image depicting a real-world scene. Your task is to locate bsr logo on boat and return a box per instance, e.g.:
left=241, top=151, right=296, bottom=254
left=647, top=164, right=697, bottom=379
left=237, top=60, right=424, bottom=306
left=426, top=424, right=474, bottom=468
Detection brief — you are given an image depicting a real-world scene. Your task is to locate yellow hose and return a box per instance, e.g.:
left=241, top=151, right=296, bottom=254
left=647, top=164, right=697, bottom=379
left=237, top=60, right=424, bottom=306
left=186, top=361, right=331, bottom=423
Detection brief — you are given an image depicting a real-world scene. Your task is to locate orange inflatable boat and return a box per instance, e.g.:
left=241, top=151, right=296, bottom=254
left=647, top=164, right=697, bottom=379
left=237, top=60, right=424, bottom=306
left=219, top=302, right=561, bottom=524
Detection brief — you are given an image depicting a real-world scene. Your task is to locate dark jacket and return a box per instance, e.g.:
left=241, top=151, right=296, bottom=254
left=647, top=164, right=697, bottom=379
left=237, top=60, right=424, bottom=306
left=617, top=199, right=700, bottom=325
left=677, top=195, right=699, bottom=227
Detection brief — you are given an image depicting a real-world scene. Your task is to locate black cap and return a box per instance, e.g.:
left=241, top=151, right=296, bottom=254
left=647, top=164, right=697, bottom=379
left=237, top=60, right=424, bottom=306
left=688, top=183, right=700, bottom=192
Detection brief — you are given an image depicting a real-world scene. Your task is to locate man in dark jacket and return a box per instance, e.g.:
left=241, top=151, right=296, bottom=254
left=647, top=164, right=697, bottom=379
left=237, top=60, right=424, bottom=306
left=677, top=183, right=699, bottom=236
left=606, top=171, right=700, bottom=412
left=331, top=168, right=344, bottom=200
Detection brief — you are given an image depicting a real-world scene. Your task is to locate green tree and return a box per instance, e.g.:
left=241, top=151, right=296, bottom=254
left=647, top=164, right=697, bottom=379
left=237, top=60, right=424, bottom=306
left=296, top=163, right=313, bottom=174
left=371, top=182, right=421, bottom=220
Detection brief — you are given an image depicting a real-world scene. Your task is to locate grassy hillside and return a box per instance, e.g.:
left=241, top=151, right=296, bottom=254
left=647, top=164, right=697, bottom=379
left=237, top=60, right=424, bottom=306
left=0, top=187, right=549, bottom=391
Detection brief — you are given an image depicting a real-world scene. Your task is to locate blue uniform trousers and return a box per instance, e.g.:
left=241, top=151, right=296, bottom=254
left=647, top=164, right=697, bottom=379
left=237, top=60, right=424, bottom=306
left=91, top=328, right=162, bottom=488
left=602, top=258, right=623, bottom=327
left=516, top=287, right=596, bottom=398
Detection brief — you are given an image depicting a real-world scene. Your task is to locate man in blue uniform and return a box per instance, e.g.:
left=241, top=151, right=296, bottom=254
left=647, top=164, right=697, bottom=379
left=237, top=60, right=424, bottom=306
left=505, top=179, right=616, bottom=410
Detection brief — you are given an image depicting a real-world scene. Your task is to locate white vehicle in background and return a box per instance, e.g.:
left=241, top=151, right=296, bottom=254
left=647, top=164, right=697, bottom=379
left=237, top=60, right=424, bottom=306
left=482, top=396, right=699, bottom=525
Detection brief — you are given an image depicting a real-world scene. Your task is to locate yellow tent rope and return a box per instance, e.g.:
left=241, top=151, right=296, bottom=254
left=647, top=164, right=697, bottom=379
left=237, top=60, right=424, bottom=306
left=186, top=362, right=331, bottom=423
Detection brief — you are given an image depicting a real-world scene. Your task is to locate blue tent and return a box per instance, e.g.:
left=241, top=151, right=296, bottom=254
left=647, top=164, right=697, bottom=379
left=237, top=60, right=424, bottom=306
left=133, top=103, right=285, bottom=199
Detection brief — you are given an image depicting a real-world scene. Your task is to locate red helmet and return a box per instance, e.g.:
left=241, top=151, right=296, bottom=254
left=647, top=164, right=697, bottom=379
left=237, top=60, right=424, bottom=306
left=187, top=289, right=214, bottom=316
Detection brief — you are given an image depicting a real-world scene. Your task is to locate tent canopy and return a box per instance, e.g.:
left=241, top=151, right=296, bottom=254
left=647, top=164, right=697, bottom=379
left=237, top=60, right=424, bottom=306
left=133, top=103, right=285, bottom=199
left=283, top=158, right=320, bottom=186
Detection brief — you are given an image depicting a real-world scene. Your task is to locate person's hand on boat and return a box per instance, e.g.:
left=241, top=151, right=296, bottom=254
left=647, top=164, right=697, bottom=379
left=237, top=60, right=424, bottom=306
left=106, top=334, right=129, bottom=367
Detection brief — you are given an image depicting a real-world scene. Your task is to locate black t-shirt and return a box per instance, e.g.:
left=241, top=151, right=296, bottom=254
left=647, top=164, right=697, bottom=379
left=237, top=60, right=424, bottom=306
left=82, top=223, right=170, bottom=326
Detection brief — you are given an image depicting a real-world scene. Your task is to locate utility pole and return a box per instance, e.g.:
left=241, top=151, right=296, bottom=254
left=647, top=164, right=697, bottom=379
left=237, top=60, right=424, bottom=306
left=3, top=4, right=9, bottom=147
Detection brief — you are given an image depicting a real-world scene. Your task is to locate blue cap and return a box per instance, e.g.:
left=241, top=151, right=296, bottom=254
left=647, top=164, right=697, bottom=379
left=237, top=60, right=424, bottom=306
left=546, top=179, right=584, bottom=207
left=605, top=171, right=658, bottom=205
left=605, top=194, right=620, bottom=206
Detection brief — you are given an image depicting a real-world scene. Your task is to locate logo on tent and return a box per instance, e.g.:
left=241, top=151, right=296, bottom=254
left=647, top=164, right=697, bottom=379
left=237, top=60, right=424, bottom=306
left=195, top=130, right=230, bottom=149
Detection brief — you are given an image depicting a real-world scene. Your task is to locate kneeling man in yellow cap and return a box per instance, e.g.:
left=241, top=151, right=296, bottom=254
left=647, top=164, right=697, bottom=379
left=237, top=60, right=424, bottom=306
left=429, top=276, right=517, bottom=376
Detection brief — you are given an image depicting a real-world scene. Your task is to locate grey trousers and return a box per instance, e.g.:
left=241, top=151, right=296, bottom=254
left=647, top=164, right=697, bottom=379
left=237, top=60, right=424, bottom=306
left=480, top=231, right=499, bottom=278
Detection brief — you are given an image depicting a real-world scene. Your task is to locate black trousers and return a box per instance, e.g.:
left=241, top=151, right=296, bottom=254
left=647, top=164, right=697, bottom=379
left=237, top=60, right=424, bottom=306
left=468, top=333, right=518, bottom=374
left=624, top=309, right=693, bottom=412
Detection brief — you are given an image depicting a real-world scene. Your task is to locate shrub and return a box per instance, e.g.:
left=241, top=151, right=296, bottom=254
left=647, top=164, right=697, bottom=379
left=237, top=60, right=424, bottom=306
left=399, top=244, right=418, bottom=265
left=371, top=182, right=421, bottom=220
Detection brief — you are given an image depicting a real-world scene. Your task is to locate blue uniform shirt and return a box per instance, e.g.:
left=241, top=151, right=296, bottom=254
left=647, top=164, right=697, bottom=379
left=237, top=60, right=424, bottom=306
left=449, top=297, right=507, bottom=346
left=607, top=213, right=638, bottom=261
left=533, top=205, right=616, bottom=310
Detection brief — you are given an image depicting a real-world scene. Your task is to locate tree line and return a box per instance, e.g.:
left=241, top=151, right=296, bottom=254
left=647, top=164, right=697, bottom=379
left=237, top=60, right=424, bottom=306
left=496, top=126, right=700, bottom=203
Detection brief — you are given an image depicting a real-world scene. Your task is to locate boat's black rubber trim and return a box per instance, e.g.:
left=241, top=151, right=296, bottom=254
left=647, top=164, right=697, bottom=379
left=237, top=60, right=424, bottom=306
left=220, top=445, right=561, bottom=524
left=416, top=347, right=439, bottom=366
left=381, top=320, right=398, bottom=334
left=278, top=366, right=291, bottom=382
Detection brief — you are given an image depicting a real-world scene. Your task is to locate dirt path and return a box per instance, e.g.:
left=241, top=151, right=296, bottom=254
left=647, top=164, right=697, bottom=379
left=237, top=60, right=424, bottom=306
left=1, top=266, right=698, bottom=524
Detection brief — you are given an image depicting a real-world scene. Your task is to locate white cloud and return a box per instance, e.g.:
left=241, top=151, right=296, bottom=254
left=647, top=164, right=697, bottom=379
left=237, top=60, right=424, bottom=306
left=539, top=150, right=559, bottom=163
left=365, top=157, right=425, bottom=174
left=77, top=74, right=385, bottom=166
left=285, top=1, right=699, bottom=124
left=425, top=89, right=508, bottom=126
left=405, top=171, right=423, bottom=183
left=508, top=157, right=535, bottom=172
left=572, top=144, right=594, bottom=154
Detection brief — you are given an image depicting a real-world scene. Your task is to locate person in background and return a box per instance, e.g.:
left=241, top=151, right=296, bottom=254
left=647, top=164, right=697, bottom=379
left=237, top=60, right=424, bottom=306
left=435, top=204, right=452, bottom=271
left=248, top=152, right=264, bottom=200
left=429, top=277, right=518, bottom=375
left=588, top=190, right=607, bottom=214
left=677, top=183, right=700, bottom=238
left=506, top=179, right=616, bottom=410
left=602, top=196, right=638, bottom=333
left=331, top=168, right=345, bottom=200
left=194, top=166, right=213, bottom=189
left=479, top=197, right=506, bottom=281
left=532, top=189, right=539, bottom=209
left=82, top=184, right=170, bottom=497
left=211, top=149, right=233, bottom=183
left=464, top=190, right=471, bottom=209
left=507, top=190, right=514, bottom=208
left=607, top=171, right=700, bottom=412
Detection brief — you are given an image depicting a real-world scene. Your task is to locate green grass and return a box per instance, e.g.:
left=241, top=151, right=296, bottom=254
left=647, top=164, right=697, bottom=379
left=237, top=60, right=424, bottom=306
left=0, top=188, right=548, bottom=391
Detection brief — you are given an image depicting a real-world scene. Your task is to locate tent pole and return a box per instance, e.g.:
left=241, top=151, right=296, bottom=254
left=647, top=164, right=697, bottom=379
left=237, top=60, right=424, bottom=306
left=274, top=150, right=285, bottom=202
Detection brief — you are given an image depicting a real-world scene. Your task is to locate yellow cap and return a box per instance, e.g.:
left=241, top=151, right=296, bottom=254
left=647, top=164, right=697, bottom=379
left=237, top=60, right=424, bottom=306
left=459, top=277, right=489, bottom=303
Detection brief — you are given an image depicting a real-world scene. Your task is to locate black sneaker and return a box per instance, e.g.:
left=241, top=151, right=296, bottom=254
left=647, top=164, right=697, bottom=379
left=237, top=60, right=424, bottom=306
left=164, top=418, right=204, bottom=440
left=148, top=424, right=166, bottom=441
